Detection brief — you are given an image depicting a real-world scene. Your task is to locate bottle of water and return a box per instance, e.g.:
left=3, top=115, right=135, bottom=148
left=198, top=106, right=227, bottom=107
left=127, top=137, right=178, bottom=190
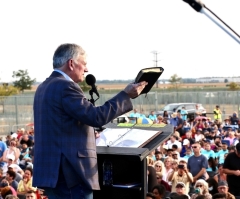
left=103, top=159, right=113, bottom=186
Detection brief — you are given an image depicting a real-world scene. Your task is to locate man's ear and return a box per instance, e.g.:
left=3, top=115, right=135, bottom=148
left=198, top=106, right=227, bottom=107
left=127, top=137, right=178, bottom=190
left=67, top=59, right=74, bottom=71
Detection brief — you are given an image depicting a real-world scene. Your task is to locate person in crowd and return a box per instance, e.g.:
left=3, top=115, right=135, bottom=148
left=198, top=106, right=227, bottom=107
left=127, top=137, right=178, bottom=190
left=212, top=193, right=227, bottom=199
left=188, top=142, right=208, bottom=182
left=168, top=158, right=193, bottom=194
left=206, top=157, right=218, bottom=175
left=19, top=133, right=33, bottom=148
left=163, top=111, right=170, bottom=124
left=176, top=112, right=184, bottom=136
left=154, top=161, right=165, bottom=175
left=216, top=141, right=228, bottom=165
left=129, top=108, right=140, bottom=119
left=202, top=143, right=216, bottom=160
left=217, top=181, right=235, bottom=199
left=155, top=151, right=164, bottom=162
left=194, top=120, right=205, bottom=132
left=213, top=106, right=222, bottom=122
left=224, top=131, right=236, bottom=146
left=230, top=112, right=239, bottom=126
left=162, top=157, right=173, bottom=185
left=19, top=143, right=31, bottom=170
left=4, top=170, right=18, bottom=191
left=32, top=43, right=147, bottom=198
left=139, top=109, right=146, bottom=118
left=181, top=106, right=188, bottom=121
left=172, top=150, right=180, bottom=161
left=166, top=135, right=182, bottom=152
left=157, top=116, right=166, bottom=125
left=148, top=111, right=157, bottom=123
left=181, top=139, right=192, bottom=157
left=223, top=143, right=240, bottom=196
left=25, top=190, right=37, bottom=199
left=151, top=184, right=166, bottom=199
left=8, top=165, right=23, bottom=183
left=194, top=129, right=205, bottom=142
left=146, top=192, right=156, bottom=199
left=2, top=140, right=20, bottom=165
left=206, top=178, right=218, bottom=196
left=174, top=182, right=190, bottom=197
left=17, top=168, right=36, bottom=195
left=5, top=195, right=19, bottom=199
left=191, top=179, right=212, bottom=199
left=148, top=165, right=158, bottom=193
left=183, top=148, right=193, bottom=161
left=213, top=164, right=226, bottom=183
left=156, top=172, right=171, bottom=191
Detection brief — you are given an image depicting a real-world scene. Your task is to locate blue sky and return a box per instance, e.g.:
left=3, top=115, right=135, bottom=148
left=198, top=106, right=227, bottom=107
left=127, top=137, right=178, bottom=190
left=0, top=0, right=239, bottom=82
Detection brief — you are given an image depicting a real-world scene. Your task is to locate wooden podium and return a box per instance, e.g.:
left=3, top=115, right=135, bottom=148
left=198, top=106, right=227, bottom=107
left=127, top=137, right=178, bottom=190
left=93, top=124, right=174, bottom=199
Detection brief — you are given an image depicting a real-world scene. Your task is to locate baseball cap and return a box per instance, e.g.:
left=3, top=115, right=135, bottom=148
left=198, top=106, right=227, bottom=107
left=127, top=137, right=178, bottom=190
left=218, top=181, right=228, bottom=187
left=6, top=154, right=15, bottom=161
left=176, top=182, right=186, bottom=188
left=183, top=139, right=190, bottom=145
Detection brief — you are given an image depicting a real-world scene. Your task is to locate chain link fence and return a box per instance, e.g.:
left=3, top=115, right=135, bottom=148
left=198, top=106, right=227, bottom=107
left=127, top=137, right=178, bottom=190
left=0, top=91, right=239, bottom=135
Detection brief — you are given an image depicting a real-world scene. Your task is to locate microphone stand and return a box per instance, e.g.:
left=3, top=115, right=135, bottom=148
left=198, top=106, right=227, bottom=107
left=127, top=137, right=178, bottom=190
left=88, top=89, right=99, bottom=106
left=183, top=0, right=240, bottom=45
left=88, top=88, right=103, bottom=132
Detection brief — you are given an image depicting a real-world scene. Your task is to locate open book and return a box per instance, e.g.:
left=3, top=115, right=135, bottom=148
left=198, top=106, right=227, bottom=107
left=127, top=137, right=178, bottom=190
left=96, top=127, right=162, bottom=148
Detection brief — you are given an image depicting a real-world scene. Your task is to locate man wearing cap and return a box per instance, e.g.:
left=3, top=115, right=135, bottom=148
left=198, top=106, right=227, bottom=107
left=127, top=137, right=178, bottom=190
left=217, top=181, right=235, bottom=199
left=174, top=182, right=191, bottom=199
left=180, top=139, right=191, bottom=157
left=223, top=143, right=240, bottom=196
left=168, top=159, right=193, bottom=194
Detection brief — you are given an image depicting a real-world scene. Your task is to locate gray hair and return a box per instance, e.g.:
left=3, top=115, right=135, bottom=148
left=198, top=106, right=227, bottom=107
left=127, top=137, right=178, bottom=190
left=53, top=43, right=85, bottom=68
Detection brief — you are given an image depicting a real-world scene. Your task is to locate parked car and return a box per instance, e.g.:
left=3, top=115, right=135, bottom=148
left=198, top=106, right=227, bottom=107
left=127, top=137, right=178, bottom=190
left=156, top=103, right=206, bottom=119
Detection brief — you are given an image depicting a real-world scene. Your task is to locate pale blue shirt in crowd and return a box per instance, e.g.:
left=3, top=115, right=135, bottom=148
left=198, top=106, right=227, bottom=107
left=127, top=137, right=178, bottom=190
left=54, top=69, right=73, bottom=82
left=216, top=149, right=228, bottom=164
left=201, top=149, right=216, bottom=159
left=148, top=114, right=157, bottom=122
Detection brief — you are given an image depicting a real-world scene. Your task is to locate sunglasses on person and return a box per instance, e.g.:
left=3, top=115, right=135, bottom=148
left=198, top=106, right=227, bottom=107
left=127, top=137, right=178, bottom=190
left=196, top=184, right=203, bottom=188
left=10, top=142, right=16, bottom=146
left=172, top=154, right=178, bottom=156
left=155, top=165, right=161, bottom=168
left=192, top=146, right=197, bottom=149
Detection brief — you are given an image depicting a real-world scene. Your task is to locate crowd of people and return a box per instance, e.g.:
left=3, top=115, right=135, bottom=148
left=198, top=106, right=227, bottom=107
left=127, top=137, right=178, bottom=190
left=0, top=127, right=44, bottom=199
left=134, top=105, right=240, bottom=199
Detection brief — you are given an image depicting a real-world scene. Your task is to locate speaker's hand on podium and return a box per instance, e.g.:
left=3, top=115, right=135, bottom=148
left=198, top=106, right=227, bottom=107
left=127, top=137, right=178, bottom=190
left=124, top=81, right=148, bottom=99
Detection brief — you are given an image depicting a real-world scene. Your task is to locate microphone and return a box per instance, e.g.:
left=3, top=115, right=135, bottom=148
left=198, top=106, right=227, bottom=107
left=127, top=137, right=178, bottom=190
left=182, top=0, right=204, bottom=12
left=86, top=74, right=100, bottom=98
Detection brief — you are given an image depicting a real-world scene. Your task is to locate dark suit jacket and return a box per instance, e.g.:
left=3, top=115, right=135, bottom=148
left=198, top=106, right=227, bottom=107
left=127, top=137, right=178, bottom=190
left=33, top=71, right=133, bottom=190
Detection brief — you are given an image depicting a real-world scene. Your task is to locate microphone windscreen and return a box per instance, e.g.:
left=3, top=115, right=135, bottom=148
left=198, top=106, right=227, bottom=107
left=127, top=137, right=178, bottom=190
left=86, top=74, right=96, bottom=86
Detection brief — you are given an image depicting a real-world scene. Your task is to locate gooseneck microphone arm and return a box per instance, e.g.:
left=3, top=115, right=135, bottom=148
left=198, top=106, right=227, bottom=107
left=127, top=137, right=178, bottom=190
left=183, top=0, right=240, bottom=45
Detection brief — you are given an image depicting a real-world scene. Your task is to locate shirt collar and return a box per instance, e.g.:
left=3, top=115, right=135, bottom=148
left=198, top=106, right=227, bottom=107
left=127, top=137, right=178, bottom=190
left=54, top=69, right=73, bottom=82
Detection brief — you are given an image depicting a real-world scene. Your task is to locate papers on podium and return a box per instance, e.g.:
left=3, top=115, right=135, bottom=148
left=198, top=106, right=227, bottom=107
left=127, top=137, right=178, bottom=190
left=96, top=125, right=162, bottom=148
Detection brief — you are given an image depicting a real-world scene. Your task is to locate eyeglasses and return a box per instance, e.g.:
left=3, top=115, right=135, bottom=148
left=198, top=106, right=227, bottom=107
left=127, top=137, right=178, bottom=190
left=192, top=146, right=197, bottom=148
left=196, top=185, right=203, bottom=188
left=155, top=165, right=161, bottom=168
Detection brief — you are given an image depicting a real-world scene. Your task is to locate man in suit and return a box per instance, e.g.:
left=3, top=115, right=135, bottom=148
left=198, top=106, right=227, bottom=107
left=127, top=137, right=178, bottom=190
left=33, top=43, right=148, bottom=199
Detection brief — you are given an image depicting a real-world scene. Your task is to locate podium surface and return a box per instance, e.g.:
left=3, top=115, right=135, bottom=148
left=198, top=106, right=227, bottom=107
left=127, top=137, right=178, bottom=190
left=93, top=124, right=174, bottom=199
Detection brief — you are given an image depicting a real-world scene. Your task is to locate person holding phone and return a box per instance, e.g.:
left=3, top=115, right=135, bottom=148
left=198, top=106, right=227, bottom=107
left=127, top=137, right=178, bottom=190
left=168, top=158, right=193, bottom=194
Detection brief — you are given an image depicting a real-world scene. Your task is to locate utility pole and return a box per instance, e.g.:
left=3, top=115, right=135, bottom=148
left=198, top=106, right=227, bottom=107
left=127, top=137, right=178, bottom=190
left=151, top=51, right=160, bottom=88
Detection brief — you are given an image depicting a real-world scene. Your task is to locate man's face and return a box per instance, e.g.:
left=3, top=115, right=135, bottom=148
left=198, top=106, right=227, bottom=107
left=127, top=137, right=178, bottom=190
left=70, top=54, right=88, bottom=83
left=155, top=154, right=162, bottom=160
left=222, top=144, right=228, bottom=150
left=170, top=136, right=175, bottom=142
left=26, top=193, right=36, bottom=199
left=176, top=185, right=185, bottom=195
left=218, top=186, right=228, bottom=194
left=192, top=143, right=200, bottom=153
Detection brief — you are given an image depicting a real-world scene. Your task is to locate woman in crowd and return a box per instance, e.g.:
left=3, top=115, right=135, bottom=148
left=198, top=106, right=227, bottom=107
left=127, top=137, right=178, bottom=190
left=17, top=168, right=36, bottom=196
left=191, top=179, right=212, bottom=199
left=2, top=139, right=20, bottom=164
left=154, top=161, right=165, bottom=175
left=206, top=157, right=218, bottom=175
left=157, top=116, right=166, bottom=125
left=206, top=178, right=218, bottom=196
left=156, top=172, right=171, bottom=191
left=213, top=164, right=227, bottom=183
left=151, top=184, right=166, bottom=199
left=162, top=157, right=173, bottom=185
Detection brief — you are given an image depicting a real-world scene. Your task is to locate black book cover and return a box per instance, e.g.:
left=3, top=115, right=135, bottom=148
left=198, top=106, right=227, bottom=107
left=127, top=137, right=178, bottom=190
left=134, top=67, right=164, bottom=96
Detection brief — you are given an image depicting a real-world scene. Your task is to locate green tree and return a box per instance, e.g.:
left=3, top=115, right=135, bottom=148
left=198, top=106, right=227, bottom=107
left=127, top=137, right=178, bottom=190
left=228, top=82, right=240, bottom=91
left=79, top=80, right=91, bottom=92
left=169, top=74, right=182, bottom=90
left=0, top=84, right=19, bottom=113
left=12, top=70, right=36, bottom=93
